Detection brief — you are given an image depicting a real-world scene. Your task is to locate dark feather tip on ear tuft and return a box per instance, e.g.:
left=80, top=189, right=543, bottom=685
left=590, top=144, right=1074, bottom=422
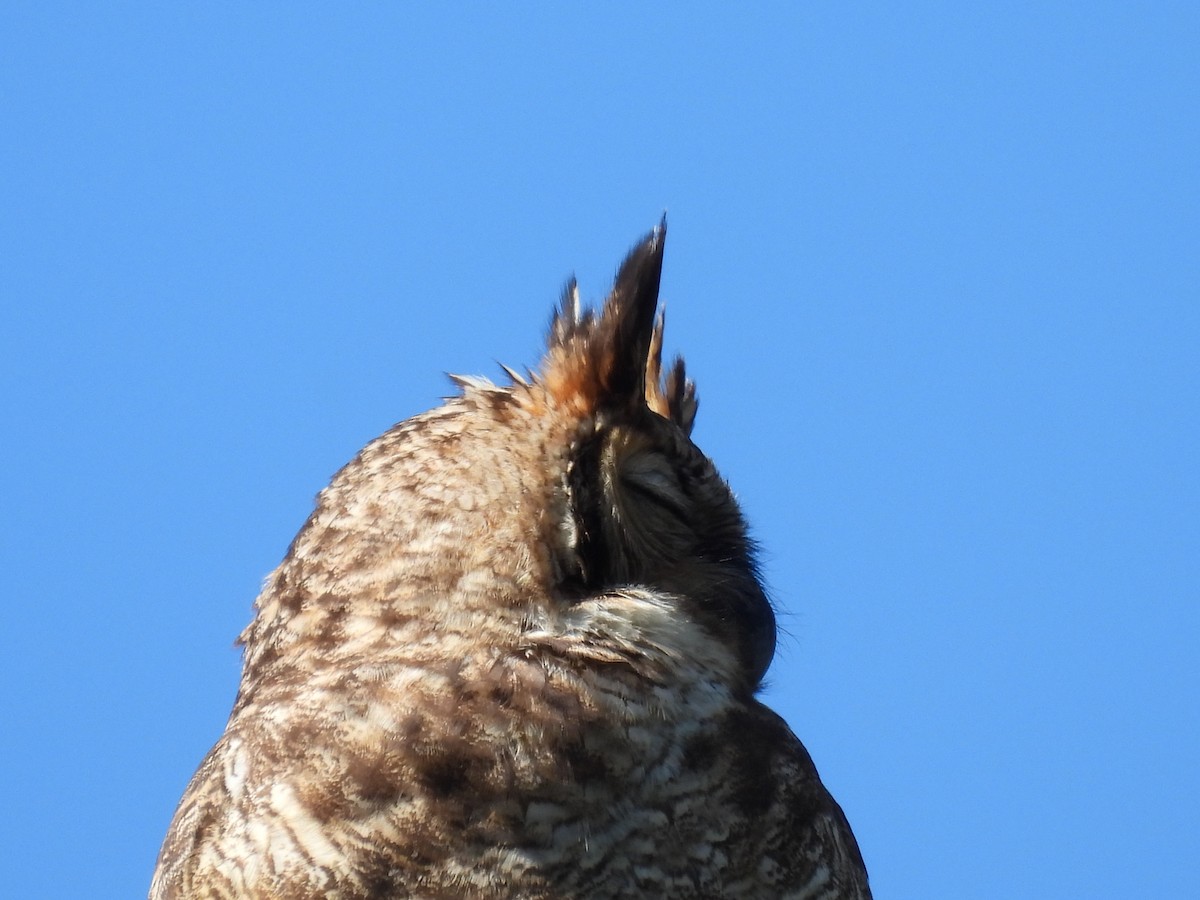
left=603, top=223, right=666, bottom=404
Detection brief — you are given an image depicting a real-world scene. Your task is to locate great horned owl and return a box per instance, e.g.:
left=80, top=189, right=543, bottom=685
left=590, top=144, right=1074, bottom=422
left=151, top=223, right=871, bottom=899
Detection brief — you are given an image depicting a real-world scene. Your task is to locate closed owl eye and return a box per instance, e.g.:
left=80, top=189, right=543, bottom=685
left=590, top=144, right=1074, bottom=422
left=619, top=453, right=689, bottom=520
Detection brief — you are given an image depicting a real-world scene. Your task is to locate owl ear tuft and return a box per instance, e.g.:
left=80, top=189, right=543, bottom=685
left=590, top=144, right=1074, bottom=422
left=543, top=221, right=680, bottom=419
left=646, top=335, right=698, bottom=436
left=599, top=220, right=665, bottom=410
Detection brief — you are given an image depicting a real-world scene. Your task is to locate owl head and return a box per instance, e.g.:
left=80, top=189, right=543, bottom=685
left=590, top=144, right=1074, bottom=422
left=242, top=222, right=776, bottom=704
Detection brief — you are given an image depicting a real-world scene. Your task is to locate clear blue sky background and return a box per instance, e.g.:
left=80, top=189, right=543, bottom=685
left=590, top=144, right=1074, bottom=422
left=3, top=5, right=1196, bottom=897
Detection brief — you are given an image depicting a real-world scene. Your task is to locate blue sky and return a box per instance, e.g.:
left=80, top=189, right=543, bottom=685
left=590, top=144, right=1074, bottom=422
left=3, top=4, right=1196, bottom=897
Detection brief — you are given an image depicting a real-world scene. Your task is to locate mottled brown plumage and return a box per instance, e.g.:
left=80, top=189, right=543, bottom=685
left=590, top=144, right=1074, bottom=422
left=151, top=223, right=871, bottom=899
